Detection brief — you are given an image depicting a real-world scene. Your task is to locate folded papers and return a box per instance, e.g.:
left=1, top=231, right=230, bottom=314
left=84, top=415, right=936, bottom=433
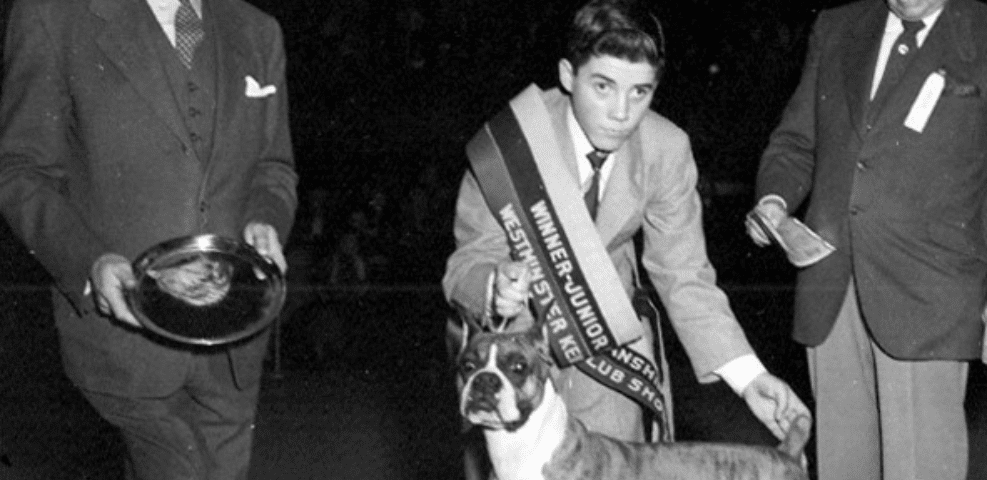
left=748, top=212, right=835, bottom=268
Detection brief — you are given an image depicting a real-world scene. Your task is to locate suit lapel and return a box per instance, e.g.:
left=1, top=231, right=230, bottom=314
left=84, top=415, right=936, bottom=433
left=92, top=0, right=190, bottom=145
left=207, top=0, right=252, bottom=164
left=596, top=134, right=642, bottom=248
left=843, top=2, right=887, bottom=138
left=874, top=16, right=948, bottom=125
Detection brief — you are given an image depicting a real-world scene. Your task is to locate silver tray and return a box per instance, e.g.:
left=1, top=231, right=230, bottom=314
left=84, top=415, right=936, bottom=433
left=126, top=234, right=286, bottom=346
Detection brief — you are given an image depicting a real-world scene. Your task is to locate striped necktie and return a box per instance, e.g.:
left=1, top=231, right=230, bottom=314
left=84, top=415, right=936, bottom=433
left=871, top=19, right=924, bottom=109
left=584, top=150, right=608, bottom=220
left=175, top=0, right=204, bottom=69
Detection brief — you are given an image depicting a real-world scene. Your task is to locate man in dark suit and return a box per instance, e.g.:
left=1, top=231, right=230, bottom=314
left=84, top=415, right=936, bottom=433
left=0, top=0, right=297, bottom=477
left=446, top=0, right=809, bottom=450
left=748, top=0, right=986, bottom=478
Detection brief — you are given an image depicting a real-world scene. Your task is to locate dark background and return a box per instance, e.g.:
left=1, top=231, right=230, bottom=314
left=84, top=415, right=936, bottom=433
left=243, top=0, right=848, bottom=279
left=3, top=1, right=987, bottom=479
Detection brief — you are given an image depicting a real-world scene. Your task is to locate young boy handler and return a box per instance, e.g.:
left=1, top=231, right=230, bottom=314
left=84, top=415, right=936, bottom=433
left=444, top=0, right=809, bottom=449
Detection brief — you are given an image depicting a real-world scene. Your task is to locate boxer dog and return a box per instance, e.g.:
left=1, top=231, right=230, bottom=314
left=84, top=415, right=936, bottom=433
left=453, top=313, right=811, bottom=480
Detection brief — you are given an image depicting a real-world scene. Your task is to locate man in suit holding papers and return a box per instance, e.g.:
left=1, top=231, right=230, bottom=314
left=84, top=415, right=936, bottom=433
left=748, top=0, right=987, bottom=478
left=445, top=0, right=809, bottom=452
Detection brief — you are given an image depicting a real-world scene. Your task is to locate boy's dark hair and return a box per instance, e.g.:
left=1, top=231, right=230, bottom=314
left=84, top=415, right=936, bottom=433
left=565, top=0, right=667, bottom=82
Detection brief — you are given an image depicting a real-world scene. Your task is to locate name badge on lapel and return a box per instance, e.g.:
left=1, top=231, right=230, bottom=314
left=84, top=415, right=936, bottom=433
left=904, top=69, right=945, bottom=133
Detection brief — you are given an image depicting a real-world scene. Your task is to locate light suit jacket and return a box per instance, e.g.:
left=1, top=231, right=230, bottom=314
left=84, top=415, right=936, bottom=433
left=444, top=87, right=754, bottom=382
left=0, top=0, right=298, bottom=395
left=756, top=0, right=987, bottom=360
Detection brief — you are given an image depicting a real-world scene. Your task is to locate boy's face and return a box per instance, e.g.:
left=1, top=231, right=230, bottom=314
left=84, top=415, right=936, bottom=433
left=559, top=55, right=659, bottom=153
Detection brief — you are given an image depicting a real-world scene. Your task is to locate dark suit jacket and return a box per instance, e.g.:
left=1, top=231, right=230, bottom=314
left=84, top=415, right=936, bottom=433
left=756, top=0, right=987, bottom=360
left=444, top=88, right=755, bottom=382
left=0, top=0, right=298, bottom=395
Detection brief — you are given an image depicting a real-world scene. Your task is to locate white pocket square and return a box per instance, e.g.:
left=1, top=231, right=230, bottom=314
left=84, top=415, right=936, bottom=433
left=245, top=75, right=276, bottom=98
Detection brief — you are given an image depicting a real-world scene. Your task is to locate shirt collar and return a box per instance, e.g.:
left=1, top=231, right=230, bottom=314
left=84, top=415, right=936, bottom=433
left=146, top=0, right=203, bottom=18
left=883, top=6, right=943, bottom=46
left=566, top=104, right=618, bottom=189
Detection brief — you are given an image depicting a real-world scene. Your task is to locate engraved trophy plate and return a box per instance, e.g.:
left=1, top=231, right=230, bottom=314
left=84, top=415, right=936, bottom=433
left=127, top=234, right=285, bottom=346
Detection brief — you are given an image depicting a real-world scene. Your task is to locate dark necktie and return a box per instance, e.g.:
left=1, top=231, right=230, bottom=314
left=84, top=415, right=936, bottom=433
left=584, top=150, right=608, bottom=220
left=175, top=0, right=204, bottom=69
left=871, top=19, right=924, bottom=108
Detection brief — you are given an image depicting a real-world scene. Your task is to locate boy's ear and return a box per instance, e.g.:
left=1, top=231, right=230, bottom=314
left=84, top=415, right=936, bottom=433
left=558, top=58, right=575, bottom=94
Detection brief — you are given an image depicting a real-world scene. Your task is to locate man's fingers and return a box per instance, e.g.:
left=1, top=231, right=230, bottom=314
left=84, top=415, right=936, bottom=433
left=95, top=294, right=111, bottom=316
left=90, top=253, right=141, bottom=327
left=746, top=219, right=771, bottom=246
left=493, top=261, right=532, bottom=318
left=106, top=291, right=141, bottom=327
left=494, top=298, right=524, bottom=318
left=244, top=223, right=287, bottom=273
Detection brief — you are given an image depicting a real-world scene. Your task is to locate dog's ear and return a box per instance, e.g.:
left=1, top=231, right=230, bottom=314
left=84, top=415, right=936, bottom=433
left=448, top=301, right=485, bottom=356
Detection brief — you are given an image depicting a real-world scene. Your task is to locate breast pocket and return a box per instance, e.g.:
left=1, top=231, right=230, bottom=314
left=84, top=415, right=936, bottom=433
left=926, top=94, right=987, bottom=153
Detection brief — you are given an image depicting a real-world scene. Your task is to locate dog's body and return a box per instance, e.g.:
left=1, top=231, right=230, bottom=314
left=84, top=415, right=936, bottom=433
left=455, top=324, right=811, bottom=480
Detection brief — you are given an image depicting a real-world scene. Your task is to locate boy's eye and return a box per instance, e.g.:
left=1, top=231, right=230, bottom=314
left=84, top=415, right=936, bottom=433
left=594, top=82, right=611, bottom=93
left=630, top=87, right=651, bottom=99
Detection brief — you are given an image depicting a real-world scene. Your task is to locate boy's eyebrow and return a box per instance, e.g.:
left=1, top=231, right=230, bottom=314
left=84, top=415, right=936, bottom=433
left=589, top=72, right=617, bottom=84
left=589, top=72, right=657, bottom=90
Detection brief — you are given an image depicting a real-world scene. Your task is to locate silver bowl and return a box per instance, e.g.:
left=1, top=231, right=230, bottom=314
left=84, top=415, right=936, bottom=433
left=126, top=234, right=286, bottom=346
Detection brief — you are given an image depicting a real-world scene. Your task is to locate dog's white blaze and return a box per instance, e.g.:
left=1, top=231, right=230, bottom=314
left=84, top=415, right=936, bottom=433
left=461, top=343, right=521, bottom=425
left=485, top=379, right=567, bottom=480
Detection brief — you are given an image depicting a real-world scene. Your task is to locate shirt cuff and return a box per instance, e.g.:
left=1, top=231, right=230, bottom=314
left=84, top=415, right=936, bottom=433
left=715, top=354, right=767, bottom=395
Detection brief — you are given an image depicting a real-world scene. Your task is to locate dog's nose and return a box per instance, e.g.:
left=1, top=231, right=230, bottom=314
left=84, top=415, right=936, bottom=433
left=473, top=372, right=502, bottom=395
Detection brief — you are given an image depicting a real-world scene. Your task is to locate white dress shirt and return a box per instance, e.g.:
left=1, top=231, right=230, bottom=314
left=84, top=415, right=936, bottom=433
left=567, top=107, right=616, bottom=202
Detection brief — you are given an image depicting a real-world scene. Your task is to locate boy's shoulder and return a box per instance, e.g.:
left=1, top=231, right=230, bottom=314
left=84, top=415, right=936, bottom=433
left=638, top=110, right=687, bottom=144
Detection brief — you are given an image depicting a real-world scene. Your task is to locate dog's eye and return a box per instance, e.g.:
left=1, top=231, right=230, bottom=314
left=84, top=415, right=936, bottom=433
left=460, top=361, right=477, bottom=374
left=510, top=361, right=528, bottom=375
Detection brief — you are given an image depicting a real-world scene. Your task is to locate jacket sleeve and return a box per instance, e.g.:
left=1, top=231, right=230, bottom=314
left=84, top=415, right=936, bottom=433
left=442, top=168, right=508, bottom=317
left=241, top=20, right=298, bottom=243
left=639, top=124, right=756, bottom=383
left=755, top=13, right=828, bottom=211
left=0, top=2, right=108, bottom=314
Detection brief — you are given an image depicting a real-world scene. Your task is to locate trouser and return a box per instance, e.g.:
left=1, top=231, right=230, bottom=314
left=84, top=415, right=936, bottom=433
left=808, top=281, right=968, bottom=480
left=81, top=352, right=262, bottom=480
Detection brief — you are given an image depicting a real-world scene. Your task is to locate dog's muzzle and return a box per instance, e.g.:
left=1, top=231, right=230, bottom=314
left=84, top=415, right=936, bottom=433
left=465, top=371, right=502, bottom=412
